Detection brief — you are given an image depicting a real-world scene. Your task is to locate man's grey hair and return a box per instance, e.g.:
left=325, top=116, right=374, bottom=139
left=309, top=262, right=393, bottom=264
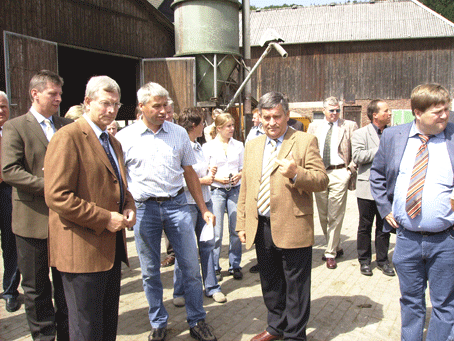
left=137, top=82, right=169, bottom=105
left=257, top=92, right=289, bottom=114
left=323, top=96, right=340, bottom=108
left=167, top=97, right=174, bottom=109
left=0, top=91, right=8, bottom=102
left=85, top=76, right=121, bottom=100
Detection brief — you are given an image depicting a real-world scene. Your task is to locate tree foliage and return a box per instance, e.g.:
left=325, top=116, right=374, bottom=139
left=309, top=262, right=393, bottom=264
left=422, top=0, right=454, bottom=22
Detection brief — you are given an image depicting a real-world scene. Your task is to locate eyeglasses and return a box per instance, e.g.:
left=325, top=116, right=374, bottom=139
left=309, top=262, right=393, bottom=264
left=226, top=173, right=233, bottom=191
left=328, top=109, right=341, bottom=113
left=97, top=100, right=122, bottom=110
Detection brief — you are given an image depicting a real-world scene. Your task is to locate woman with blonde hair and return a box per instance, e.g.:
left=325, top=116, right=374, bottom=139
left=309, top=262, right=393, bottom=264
left=202, top=113, right=244, bottom=281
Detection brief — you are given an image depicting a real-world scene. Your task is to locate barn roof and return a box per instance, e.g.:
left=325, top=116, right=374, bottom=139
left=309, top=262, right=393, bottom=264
left=242, top=0, right=454, bottom=46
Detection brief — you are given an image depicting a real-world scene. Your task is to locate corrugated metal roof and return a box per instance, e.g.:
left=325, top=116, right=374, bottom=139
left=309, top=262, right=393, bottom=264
left=241, top=0, right=454, bottom=46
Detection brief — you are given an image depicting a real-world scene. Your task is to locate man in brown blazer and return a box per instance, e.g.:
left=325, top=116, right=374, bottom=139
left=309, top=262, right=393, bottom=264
left=237, top=92, right=328, bottom=341
left=44, top=76, right=136, bottom=341
left=307, top=97, right=358, bottom=269
left=1, top=70, right=71, bottom=340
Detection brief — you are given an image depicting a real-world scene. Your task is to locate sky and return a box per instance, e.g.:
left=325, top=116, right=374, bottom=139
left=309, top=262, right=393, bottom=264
left=249, top=0, right=352, bottom=7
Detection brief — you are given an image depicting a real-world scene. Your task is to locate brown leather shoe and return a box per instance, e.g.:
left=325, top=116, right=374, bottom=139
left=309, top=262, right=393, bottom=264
left=250, top=330, right=282, bottom=341
left=326, top=258, right=337, bottom=269
left=161, top=255, right=175, bottom=267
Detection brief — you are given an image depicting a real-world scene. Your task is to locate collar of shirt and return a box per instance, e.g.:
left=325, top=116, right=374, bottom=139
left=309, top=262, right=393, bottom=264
left=30, top=107, right=54, bottom=125
left=324, top=117, right=339, bottom=127
left=191, top=140, right=202, bottom=151
left=265, top=127, right=287, bottom=147
left=408, top=121, right=444, bottom=140
left=136, top=119, right=170, bottom=136
left=83, top=113, right=108, bottom=139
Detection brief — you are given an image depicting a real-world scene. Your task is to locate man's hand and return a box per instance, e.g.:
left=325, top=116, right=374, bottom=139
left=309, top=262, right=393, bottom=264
left=106, top=212, right=128, bottom=233
left=203, top=211, right=216, bottom=227
left=123, top=209, right=136, bottom=228
left=385, top=212, right=398, bottom=229
left=275, top=152, right=297, bottom=179
left=238, top=231, right=246, bottom=243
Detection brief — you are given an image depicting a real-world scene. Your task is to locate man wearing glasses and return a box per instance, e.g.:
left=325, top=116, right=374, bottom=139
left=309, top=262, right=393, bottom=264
left=307, top=97, right=358, bottom=269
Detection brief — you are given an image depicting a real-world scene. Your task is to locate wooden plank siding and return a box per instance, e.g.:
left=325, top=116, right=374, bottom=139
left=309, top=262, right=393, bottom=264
left=4, top=34, right=58, bottom=118
left=249, top=38, right=454, bottom=102
left=142, top=57, right=196, bottom=115
left=0, top=0, right=175, bottom=89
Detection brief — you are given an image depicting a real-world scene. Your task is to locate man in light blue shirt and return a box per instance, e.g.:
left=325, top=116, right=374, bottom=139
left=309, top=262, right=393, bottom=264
left=371, top=83, right=454, bottom=341
left=116, top=82, right=217, bottom=341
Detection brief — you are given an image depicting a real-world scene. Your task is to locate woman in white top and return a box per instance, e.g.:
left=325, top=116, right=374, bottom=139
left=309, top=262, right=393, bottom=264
left=173, top=108, right=226, bottom=304
left=202, top=113, right=244, bottom=281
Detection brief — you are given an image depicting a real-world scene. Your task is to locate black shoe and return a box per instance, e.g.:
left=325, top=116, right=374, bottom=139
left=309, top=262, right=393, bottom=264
left=377, top=263, right=396, bottom=277
left=322, top=249, right=344, bottom=261
left=5, top=297, right=21, bottom=313
left=360, top=263, right=373, bottom=276
left=229, top=268, right=243, bottom=280
left=215, top=270, right=222, bottom=282
left=249, top=264, right=259, bottom=273
left=190, top=320, right=217, bottom=341
left=148, top=327, right=167, bottom=341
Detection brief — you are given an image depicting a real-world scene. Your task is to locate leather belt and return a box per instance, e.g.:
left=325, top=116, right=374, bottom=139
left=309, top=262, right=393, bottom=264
left=326, top=164, right=345, bottom=171
left=405, top=226, right=453, bottom=236
left=146, top=188, right=184, bottom=202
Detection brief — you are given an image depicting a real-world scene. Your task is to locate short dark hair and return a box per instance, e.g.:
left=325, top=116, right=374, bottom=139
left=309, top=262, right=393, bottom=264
left=29, top=70, right=63, bottom=101
left=367, top=99, right=385, bottom=121
left=258, top=92, right=289, bottom=114
left=177, top=107, right=204, bottom=133
left=411, top=83, right=451, bottom=116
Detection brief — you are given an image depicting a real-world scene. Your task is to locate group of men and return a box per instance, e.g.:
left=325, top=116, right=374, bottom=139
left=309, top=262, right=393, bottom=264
left=1, top=68, right=453, bottom=341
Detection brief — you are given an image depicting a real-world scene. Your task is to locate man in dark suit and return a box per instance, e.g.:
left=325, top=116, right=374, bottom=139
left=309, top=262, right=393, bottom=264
left=237, top=92, right=328, bottom=341
left=352, top=99, right=395, bottom=277
left=0, top=91, right=21, bottom=313
left=44, top=76, right=136, bottom=341
left=1, top=70, right=71, bottom=340
left=370, top=83, right=454, bottom=341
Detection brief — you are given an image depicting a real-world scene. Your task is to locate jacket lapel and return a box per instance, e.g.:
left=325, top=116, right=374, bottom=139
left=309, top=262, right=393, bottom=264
left=79, top=118, right=116, bottom=177
left=271, top=129, right=295, bottom=175
left=367, top=124, right=380, bottom=147
left=337, top=118, right=345, bottom=148
left=26, top=112, right=49, bottom=147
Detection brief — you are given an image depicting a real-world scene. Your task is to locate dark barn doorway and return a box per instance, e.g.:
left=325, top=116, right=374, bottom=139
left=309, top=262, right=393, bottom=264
left=58, top=46, right=139, bottom=120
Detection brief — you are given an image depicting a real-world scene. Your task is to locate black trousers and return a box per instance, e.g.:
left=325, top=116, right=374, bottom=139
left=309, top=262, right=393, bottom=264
left=15, top=235, right=69, bottom=341
left=0, top=183, right=20, bottom=298
left=255, top=216, right=312, bottom=341
left=356, top=198, right=390, bottom=266
left=61, top=258, right=122, bottom=341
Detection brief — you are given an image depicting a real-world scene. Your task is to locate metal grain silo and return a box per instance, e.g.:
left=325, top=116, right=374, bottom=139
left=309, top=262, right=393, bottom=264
left=171, top=0, right=241, bottom=103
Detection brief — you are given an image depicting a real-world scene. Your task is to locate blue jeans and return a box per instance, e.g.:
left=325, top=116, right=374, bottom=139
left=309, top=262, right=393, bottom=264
left=174, top=201, right=222, bottom=297
left=211, top=186, right=241, bottom=271
left=134, top=193, right=206, bottom=328
left=393, top=227, right=454, bottom=341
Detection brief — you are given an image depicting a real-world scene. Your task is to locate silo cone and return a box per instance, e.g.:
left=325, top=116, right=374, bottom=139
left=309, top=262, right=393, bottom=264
left=172, top=0, right=241, bottom=102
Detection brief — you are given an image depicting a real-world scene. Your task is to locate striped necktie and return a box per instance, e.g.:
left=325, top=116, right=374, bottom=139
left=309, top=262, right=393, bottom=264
left=406, top=134, right=431, bottom=219
left=257, top=139, right=278, bottom=216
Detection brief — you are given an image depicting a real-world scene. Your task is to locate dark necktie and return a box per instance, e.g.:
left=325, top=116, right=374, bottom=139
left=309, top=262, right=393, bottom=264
left=323, top=122, right=333, bottom=168
left=406, top=134, right=431, bottom=219
left=100, top=132, right=124, bottom=212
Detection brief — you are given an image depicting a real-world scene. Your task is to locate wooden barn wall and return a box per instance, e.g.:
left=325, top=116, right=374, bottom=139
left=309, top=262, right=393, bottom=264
left=142, top=58, right=196, bottom=115
left=250, top=38, right=454, bottom=102
left=0, top=0, right=175, bottom=90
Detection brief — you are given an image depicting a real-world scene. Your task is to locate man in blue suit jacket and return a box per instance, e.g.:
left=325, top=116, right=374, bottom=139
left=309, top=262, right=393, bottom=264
left=370, top=83, right=454, bottom=341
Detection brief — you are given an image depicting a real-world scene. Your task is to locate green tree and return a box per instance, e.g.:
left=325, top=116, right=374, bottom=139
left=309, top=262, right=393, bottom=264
left=422, top=0, right=454, bottom=23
